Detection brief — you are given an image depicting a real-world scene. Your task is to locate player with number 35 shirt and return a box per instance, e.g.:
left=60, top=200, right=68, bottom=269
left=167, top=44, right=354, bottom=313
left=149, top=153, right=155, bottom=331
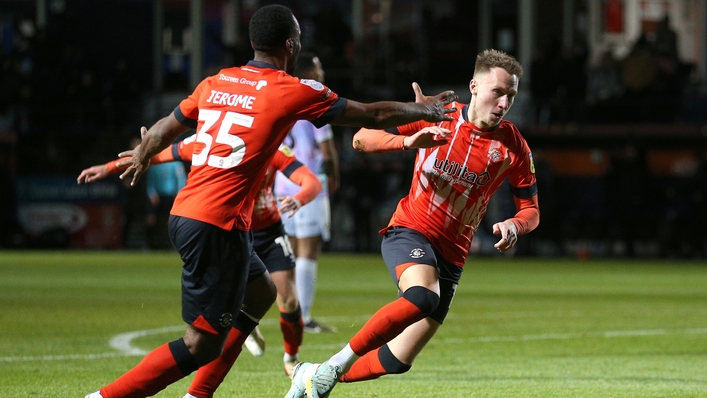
left=170, top=62, right=343, bottom=232
left=89, top=5, right=457, bottom=398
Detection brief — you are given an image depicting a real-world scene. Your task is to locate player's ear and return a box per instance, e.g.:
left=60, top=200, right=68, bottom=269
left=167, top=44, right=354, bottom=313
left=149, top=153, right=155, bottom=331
left=286, top=38, right=294, bottom=53
left=469, top=79, right=477, bottom=96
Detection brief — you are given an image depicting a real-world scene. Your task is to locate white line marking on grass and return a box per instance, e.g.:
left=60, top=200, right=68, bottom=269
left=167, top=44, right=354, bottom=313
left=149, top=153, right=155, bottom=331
left=2, top=326, right=706, bottom=362
left=446, top=327, right=707, bottom=345
left=109, top=325, right=185, bottom=355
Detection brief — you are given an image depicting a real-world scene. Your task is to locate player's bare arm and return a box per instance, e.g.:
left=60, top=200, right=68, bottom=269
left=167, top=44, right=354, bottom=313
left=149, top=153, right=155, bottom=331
left=77, top=164, right=110, bottom=184
left=332, top=84, right=457, bottom=128
left=121, top=113, right=190, bottom=186
left=352, top=126, right=450, bottom=153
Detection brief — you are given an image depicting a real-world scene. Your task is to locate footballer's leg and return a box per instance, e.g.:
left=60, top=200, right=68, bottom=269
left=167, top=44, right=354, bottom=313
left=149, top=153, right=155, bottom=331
left=341, top=317, right=439, bottom=382
left=254, top=221, right=305, bottom=376
left=88, top=216, right=252, bottom=398
left=272, top=267, right=304, bottom=376
left=293, top=227, right=444, bottom=397
left=292, top=197, right=337, bottom=333
left=342, top=254, right=461, bottom=383
left=186, top=253, right=276, bottom=398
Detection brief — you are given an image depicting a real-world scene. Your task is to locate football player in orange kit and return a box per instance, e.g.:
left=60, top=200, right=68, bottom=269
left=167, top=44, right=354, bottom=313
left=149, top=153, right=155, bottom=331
left=83, top=3, right=456, bottom=398
left=78, top=134, right=316, bottom=385
left=286, top=49, right=540, bottom=398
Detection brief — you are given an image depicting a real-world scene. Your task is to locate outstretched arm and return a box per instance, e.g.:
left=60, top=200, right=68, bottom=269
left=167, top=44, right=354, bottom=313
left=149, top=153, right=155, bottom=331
left=278, top=164, right=323, bottom=218
left=77, top=141, right=185, bottom=184
left=332, top=83, right=457, bottom=128
left=353, top=126, right=450, bottom=154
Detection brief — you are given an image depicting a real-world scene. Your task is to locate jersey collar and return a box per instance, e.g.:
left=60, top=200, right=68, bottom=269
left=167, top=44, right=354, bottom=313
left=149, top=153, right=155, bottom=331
left=246, top=60, right=281, bottom=70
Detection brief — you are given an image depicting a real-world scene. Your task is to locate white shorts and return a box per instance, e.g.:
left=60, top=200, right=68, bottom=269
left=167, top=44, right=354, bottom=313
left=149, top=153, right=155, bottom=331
left=280, top=195, right=331, bottom=241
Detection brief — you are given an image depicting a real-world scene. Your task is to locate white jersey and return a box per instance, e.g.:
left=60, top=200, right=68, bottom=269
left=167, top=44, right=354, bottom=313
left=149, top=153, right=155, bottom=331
left=274, top=120, right=333, bottom=198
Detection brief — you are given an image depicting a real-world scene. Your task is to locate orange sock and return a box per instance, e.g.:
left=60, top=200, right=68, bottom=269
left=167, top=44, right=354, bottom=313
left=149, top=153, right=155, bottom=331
left=348, top=297, right=425, bottom=356
left=341, top=344, right=411, bottom=383
left=280, top=308, right=304, bottom=355
left=187, top=314, right=257, bottom=398
left=100, top=339, right=197, bottom=398
left=340, top=348, right=386, bottom=382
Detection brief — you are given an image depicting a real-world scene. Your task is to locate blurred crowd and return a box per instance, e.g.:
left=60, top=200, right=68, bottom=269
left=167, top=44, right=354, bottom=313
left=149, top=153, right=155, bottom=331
left=531, top=16, right=697, bottom=125
left=1, top=7, right=706, bottom=258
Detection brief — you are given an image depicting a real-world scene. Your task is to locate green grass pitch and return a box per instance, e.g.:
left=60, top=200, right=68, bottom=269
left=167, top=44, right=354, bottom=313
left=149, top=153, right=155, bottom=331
left=1, top=251, right=706, bottom=397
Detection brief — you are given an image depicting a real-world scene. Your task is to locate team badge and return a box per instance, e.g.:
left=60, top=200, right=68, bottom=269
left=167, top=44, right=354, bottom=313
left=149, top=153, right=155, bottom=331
left=409, top=248, right=425, bottom=259
left=529, top=152, right=536, bottom=173
left=300, top=79, right=324, bottom=91
left=279, top=145, right=294, bottom=157
left=489, top=149, right=502, bottom=163
left=219, top=312, right=233, bottom=327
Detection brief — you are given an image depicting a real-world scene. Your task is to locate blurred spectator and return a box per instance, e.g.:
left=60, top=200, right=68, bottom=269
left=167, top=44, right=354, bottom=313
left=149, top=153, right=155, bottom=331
left=653, top=15, right=678, bottom=62
left=621, top=33, right=656, bottom=96
left=587, top=50, right=624, bottom=106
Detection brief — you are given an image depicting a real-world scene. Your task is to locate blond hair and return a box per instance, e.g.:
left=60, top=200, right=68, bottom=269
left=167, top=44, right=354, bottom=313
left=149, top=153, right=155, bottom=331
left=474, top=49, right=524, bottom=79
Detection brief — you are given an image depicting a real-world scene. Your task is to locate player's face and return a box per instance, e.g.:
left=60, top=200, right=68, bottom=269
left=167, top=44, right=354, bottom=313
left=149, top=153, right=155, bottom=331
left=468, top=67, right=518, bottom=129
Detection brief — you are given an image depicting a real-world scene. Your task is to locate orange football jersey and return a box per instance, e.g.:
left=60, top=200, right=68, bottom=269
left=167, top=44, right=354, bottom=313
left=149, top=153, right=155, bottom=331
left=169, top=61, right=344, bottom=231
left=383, top=104, right=537, bottom=266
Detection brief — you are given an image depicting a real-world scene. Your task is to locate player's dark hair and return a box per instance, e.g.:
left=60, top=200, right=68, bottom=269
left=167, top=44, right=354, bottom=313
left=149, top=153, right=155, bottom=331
left=474, top=49, right=524, bottom=79
left=249, top=5, right=296, bottom=52
left=293, top=52, right=317, bottom=77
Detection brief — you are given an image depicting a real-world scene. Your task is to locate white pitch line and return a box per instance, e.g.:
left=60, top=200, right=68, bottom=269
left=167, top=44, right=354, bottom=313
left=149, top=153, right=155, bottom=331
left=2, top=326, right=706, bottom=363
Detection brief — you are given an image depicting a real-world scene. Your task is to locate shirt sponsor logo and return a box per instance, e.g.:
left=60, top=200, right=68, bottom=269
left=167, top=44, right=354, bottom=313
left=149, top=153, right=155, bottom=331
left=300, top=79, right=325, bottom=91
left=219, top=74, right=268, bottom=90
left=410, top=248, right=426, bottom=259
left=206, top=90, right=256, bottom=109
left=432, top=159, right=490, bottom=188
left=321, top=89, right=332, bottom=101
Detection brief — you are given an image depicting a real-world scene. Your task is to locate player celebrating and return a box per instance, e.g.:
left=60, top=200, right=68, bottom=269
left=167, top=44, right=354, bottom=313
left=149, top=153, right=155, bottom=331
left=286, top=49, right=540, bottom=398
left=78, top=134, right=317, bottom=383
left=84, top=4, right=456, bottom=398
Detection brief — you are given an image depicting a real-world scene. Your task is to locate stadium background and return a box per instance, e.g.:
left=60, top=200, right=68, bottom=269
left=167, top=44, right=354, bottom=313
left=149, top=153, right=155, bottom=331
left=1, top=0, right=706, bottom=259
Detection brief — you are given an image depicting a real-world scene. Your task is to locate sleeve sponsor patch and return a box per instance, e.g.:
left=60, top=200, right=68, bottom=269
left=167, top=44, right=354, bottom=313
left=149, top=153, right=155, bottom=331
left=300, top=79, right=325, bottom=91
left=279, top=145, right=295, bottom=157
left=529, top=152, right=536, bottom=174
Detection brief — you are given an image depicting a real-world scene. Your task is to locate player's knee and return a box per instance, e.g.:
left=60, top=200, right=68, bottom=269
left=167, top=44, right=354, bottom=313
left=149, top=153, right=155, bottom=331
left=402, top=286, right=440, bottom=317
left=379, top=344, right=412, bottom=375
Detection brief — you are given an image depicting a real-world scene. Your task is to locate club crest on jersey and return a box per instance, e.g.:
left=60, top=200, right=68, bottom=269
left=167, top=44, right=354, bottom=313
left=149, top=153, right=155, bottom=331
left=409, top=248, right=425, bottom=259
left=488, top=148, right=502, bottom=163
left=300, top=79, right=324, bottom=91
